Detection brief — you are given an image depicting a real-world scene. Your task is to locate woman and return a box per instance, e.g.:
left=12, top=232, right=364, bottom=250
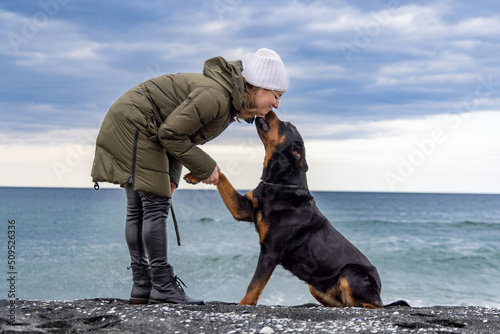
left=91, top=48, right=289, bottom=305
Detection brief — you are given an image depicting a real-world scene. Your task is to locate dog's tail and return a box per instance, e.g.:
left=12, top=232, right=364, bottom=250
left=383, top=300, right=411, bottom=308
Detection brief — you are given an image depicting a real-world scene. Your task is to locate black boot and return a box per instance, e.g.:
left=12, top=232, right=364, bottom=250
left=150, top=266, right=204, bottom=305
left=129, top=265, right=152, bottom=305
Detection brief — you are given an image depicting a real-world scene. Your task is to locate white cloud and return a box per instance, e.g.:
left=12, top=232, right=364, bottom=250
left=172, top=110, right=500, bottom=193
left=186, top=110, right=500, bottom=194
left=1, top=1, right=499, bottom=193
left=1, top=110, right=498, bottom=193
left=306, top=6, right=363, bottom=32
left=0, top=143, right=96, bottom=188
left=454, top=16, right=500, bottom=36
left=287, top=63, right=346, bottom=80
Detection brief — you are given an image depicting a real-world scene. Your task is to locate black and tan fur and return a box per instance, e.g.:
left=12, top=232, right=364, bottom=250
left=185, top=111, right=408, bottom=308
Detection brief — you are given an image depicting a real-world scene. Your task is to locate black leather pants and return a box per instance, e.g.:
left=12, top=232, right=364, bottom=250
left=125, top=183, right=171, bottom=270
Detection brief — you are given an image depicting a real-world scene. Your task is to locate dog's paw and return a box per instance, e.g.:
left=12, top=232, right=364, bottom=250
left=183, top=173, right=200, bottom=185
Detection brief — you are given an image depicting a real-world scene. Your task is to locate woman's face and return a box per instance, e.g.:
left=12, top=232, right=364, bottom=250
left=252, top=89, right=283, bottom=117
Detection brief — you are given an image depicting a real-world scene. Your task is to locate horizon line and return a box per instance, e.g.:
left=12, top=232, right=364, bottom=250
left=1, top=185, right=498, bottom=196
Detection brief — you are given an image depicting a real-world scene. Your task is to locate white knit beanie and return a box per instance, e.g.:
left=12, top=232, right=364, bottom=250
left=242, top=48, right=289, bottom=92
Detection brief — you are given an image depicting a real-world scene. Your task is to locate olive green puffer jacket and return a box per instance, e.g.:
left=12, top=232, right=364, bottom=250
left=91, top=56, right=244, bottom=198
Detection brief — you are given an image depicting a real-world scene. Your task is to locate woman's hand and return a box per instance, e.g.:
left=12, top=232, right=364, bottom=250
left=201, top=165, right=220, bottom=185
left=170, top=181, right=177, bottom=195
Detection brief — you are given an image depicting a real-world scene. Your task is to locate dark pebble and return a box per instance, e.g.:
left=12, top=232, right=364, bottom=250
left=1, top=298, right=499, bottom=333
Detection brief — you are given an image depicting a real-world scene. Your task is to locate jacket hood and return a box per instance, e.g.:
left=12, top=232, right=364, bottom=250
left=203, top=56, right=244, bottom=111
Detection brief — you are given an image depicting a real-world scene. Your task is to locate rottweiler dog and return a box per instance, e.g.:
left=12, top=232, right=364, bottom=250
left=184, top=111, right=407, bottom=308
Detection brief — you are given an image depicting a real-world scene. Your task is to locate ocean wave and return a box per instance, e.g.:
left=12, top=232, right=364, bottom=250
left=198, top=217, right=215, bottom=222
left=335, top=219, right=500, bottom=228
left=455, top=220, right=500, bottom=228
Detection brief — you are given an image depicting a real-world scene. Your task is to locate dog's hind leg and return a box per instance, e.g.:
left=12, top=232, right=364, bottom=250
left=239, top=252, right=278, bottom=306
left=309, top=285, right=344, bottom=307
left=309, top=278, right=382, bottom=308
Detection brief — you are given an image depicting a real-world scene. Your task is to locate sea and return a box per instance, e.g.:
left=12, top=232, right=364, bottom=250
left=1, top=187, right=499, bottom=308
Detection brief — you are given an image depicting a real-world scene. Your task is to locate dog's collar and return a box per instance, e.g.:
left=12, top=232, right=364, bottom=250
left=260, top=181, right=305, bottom=189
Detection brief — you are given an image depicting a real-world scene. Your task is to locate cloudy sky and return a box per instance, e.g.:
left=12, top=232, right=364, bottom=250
left=1, top=0, right=499, bottom=193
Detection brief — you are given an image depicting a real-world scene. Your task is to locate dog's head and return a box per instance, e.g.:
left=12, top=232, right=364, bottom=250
left=255, top=111, right=308, bottom=186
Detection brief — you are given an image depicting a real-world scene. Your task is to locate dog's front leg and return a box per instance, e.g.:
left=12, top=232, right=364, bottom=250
left=217, top=172, right=255, bottom=222
left=184, top=171, right=255, bottom=222
left=239, top=252, right=278, bottom=305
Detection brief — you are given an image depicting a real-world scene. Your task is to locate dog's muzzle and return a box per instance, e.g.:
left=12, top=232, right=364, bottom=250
left=244, top=116, right=255, bottom=124
left=255, top=116, right=270, bottom=132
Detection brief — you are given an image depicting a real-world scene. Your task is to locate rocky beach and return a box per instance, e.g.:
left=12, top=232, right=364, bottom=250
left=1, top=298, right=499, bottom=333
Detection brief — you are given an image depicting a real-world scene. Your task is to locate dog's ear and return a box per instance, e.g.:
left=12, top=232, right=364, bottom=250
left=292, top=141, right=308, bottom=172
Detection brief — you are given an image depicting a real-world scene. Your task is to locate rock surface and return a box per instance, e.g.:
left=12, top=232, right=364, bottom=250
left=1, top=298, right=499, bottom=333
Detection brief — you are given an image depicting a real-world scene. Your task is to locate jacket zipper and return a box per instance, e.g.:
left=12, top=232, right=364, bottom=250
left=129, top=128, right=140, bottom=184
